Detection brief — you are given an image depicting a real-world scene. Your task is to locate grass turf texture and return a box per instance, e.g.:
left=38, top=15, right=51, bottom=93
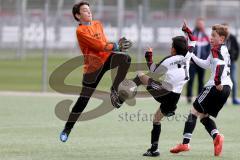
left=0, top=94, right=239, bottom=160
left=0, top=53, right=140, bottom=92
left=1, top=53, right=240, bottom=97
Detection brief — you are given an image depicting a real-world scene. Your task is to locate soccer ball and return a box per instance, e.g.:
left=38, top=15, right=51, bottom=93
left=118, top=79, right=137, bottom=100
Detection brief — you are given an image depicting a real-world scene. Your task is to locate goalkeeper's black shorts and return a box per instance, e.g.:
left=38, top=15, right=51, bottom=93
left=147, top=78, right=180, bottom=117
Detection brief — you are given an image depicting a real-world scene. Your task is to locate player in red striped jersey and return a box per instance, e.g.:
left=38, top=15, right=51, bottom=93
left=170, top=24, right=232, bottom=157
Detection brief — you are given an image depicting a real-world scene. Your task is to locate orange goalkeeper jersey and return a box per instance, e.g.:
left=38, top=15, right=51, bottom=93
left=76, top=20, right=114, bottom=73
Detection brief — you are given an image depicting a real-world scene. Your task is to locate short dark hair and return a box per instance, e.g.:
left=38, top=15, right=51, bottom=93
left=172, top=36, right=188, bottom=56
left=72, top=1, right=90, bottom=21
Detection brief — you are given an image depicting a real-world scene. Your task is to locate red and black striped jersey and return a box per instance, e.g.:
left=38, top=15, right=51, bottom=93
left=192, top=44, right=232, bottom=88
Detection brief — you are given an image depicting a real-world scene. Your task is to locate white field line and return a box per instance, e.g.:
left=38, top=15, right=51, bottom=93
left=0, top=91, right=76, bottom=98
left=0, top=91, right=233, bottom=105
left=0, top=91, right=188, bottom=101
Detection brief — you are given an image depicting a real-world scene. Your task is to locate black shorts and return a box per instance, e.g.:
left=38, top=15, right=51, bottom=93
left=193, top=85, right=231, bottom=118
left=147, top=78, right=180, bottom=117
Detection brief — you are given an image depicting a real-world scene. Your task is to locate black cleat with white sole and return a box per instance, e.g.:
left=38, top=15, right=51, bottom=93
left=110, top=87, right=124, bottom=109
left=143, top=148, right=160, bottom=157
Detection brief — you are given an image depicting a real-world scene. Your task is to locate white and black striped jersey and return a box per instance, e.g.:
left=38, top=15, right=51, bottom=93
left=149, top=41, right=196, bottom=94
left=192, top=44, right=232, bottom=88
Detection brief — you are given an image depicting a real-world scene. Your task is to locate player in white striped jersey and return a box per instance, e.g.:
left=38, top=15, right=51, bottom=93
left=131, top=21, right=196, bottom=157
left=191, top=44, right=232, bottom=88
left=170, top=24, right=232, bottom=157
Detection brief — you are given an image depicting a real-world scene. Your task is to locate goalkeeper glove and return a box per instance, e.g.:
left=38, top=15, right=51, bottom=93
left=113, top=37, right=133, bottom=52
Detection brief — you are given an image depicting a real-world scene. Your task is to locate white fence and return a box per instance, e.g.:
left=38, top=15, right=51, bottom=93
left=2, top=24, right=240, bottom=49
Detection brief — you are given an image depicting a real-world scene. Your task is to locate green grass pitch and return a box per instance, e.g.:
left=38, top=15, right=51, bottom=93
left=1, top=53, right=240, bottom=97
left=0, top=94, right=240, bottom=160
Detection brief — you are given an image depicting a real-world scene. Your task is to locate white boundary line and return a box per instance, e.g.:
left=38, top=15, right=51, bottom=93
left=0, top=91, right=155, bottom=100
left=0, top=91, right=233, bottom=105
left=0, top=91, right=186, bottom=101
left=0, top=91, right=76, bottom=98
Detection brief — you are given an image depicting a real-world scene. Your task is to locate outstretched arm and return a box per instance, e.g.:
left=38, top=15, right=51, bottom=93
left=145, top=48, right=168, bottom=77
left=145, top=47, right=154, bottom=70
left=77, top=30, right=132, bottom=52
left=182, top=20, right=197, bottom=41
left=192, top=54, right=211, bottom=69
left=182, top=20, right=197, bottom=53
left=77, top=30, right=114, bottom=52
left=181, top=20, right=210, bottom=69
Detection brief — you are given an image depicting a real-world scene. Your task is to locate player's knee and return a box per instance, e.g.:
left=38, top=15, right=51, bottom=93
left=153, top=114, right=160, bottom=122
left=139, top=74, right=149, bottom=85
left=153, top=118, right=160, bottom=123
left=153, top=110, right=164, bottom=122
left=190, top=107, right=200, bottom=117
left=153, top=117, right=161, bottom=123
left=199, top=114, right=210, bottom=123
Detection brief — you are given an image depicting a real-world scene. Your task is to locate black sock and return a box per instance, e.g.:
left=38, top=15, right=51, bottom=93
left=132, top=75, right=142, bottom=86
left=151, top=122, right=161, bottom=150
left=200, top=117, right=218, bottom=140
left=182, top=113, right=197, bottom=144
left=64, top=96, right=90, bottom=131
left=64, top=112, right=81, bottom=131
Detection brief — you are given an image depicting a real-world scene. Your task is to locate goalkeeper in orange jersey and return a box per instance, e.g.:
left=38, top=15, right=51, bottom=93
left=60, top=1, right=132, bottom=142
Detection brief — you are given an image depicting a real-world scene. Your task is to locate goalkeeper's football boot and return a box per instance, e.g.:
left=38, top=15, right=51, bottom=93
left=60, top=128, right=71, bottom=142
left=143, top=148, right=160, bottom=157
left=110, top=87, right=124, bottom=109
left=170, top=143, right=190, bottom=153
left=213, top=134, right=224, bottom=156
